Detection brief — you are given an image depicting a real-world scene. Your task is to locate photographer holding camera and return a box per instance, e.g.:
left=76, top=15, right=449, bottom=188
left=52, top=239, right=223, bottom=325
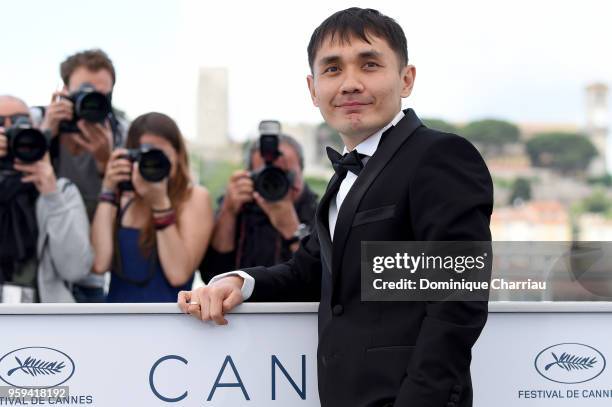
left=91, top=112, right=213, bottom=302
left=200, top=123, right=318, bottom=284
left=39, top=49, right=127, bottom=302
left=40, top=49, right=127, bottom=217
left=0, top=95, right=93, bottom=303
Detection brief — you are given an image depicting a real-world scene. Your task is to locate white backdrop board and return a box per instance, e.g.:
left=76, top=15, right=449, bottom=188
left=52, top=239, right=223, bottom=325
left=0, top=303, right=319, bottom=406
left=473, top=303, right=612, bottom=406
left=1, top=302, right=612, bottom=406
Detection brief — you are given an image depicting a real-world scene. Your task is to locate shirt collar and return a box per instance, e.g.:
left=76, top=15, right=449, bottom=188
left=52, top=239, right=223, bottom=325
left=342, top=110, right=405, bottom=156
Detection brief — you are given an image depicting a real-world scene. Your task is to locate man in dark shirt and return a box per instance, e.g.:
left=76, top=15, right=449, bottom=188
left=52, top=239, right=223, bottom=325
left=200, top=134, right=318, bottom=283
left=40, top=48, right=126, bottom=220
left=39, top=48, right=127, bottom=301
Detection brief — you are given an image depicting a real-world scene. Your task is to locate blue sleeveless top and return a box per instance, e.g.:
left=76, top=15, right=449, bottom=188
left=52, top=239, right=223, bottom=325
left=106, top=201, right=193, bottom=303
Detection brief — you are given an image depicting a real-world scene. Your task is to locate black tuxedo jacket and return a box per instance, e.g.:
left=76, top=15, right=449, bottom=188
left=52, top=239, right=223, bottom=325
left=243, top=109, right=493, bottom=407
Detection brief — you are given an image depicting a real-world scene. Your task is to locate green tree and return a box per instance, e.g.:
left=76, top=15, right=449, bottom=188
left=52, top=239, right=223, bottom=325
left=304, top=175, right=331, bottom=199
left=422, top=118, right=458, bottom=133
left=462, top=119, right=520, bottom=155
left=587, top=174, right=612, bottom=187
left=582, top=190, right=612, bottom=214
left=190, top=154, right=241, bottom=209
left=509, top=177, right=532, bottom=205
left=525, top=132, right=598, bottom=175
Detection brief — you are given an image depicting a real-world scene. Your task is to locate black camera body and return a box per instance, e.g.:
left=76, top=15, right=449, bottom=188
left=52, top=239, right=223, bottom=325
left=59, top=83, right=112, bottom=133
left=250, top=120, right=294, bottom=202
left=0, top=117, right=48, bottom=170
left=118, top=144, right=171, bottom=192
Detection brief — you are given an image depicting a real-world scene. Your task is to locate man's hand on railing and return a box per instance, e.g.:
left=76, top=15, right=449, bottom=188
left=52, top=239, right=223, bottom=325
left=177, top=276, right=244, bottom=325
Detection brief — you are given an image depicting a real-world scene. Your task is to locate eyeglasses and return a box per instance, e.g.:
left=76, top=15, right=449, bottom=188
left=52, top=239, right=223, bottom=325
left=0, top=114, right=30, bottom=126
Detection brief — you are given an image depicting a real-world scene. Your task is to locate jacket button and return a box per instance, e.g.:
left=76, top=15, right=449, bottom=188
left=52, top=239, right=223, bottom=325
left=321, top=355, right=327, bottom=366
left=452, top=384, right=462, bottom=393
left=332, top=304, right=344, bottom=316
left=450, top=394, right=460, bottom=402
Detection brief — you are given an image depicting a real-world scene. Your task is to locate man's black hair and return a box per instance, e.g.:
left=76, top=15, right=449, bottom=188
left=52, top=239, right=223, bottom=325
left=307, top=7, right=408, bottom=72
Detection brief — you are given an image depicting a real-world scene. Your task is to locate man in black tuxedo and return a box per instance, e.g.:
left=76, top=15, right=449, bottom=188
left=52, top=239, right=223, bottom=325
left=179, top=7, right=493, bottom=407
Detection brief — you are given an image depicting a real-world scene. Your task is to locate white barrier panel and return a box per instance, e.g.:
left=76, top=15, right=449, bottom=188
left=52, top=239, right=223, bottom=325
left=0, top=303, right=319, bottom=406
left=472, top=303, right=612, bottom=406
left=1, top=302, right=612, bottom=406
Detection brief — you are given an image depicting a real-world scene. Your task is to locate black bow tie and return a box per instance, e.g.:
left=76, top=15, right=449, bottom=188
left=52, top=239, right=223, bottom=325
left=326, top=147, right=367, bottom=177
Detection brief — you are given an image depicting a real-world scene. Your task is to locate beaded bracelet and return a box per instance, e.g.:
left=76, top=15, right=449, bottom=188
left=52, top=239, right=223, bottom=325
left=153, top=211, right=176, bottom=230
left=98, top=191, right=119, bottom=207
left=152, top=206, right=174, bottom=214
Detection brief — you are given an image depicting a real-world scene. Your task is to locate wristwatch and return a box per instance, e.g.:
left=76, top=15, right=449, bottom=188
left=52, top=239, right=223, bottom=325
left=285, top=223, right=310, bottom=245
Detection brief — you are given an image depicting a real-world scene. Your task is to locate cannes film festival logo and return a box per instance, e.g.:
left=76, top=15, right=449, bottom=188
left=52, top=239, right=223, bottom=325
left=535, top=343, right=606, bottom=384
left=0, top=347, right=75, bottom=388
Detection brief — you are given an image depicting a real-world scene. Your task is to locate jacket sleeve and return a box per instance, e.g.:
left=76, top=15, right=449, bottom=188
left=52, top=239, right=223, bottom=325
left=395, top=134, right=493, bottom=407
left=37, top=179, right=94, bottom=283
left=242, top=226, right=322, bottom=302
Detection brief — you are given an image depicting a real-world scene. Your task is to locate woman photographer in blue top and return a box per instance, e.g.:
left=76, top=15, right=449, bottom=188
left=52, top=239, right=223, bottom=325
left=91, top=112, right=213, bottom=302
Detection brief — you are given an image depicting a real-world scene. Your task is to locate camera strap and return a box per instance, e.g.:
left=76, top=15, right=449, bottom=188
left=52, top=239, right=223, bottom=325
left=108, top=111, right=123, bottom=148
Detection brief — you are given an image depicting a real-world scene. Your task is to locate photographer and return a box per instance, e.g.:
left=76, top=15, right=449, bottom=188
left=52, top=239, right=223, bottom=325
left=200, top=129, right=318, bottom=283
left=39, top=49, right=127, bottom=301
left=0, top=95, right=93, bottom=303
left=91, top=112, right=213, bottom=302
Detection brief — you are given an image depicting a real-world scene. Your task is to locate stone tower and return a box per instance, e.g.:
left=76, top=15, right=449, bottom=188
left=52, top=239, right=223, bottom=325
left=197, top=67, right=229, bottom=148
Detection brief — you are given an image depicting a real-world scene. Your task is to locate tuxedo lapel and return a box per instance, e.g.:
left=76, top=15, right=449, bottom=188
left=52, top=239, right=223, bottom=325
left=315, top=172, right=342, bottom=273
left=331, top=109, right=423, bottom=276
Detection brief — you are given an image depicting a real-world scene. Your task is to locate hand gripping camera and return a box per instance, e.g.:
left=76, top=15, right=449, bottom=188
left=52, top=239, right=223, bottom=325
left=118, top=144, right=171, bottom=192
left=1, top=117, right=49, bottom=170
left=59, top=82, right=112, bottom=133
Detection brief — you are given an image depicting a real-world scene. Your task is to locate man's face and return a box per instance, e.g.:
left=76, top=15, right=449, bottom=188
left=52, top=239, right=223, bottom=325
left=0, top=97, right=30, bottom=127
left=250, top=142, right=304, bottom=201
left=66, top=67, right=114, bottom=95
left=307, top=33, right=415, bottom=145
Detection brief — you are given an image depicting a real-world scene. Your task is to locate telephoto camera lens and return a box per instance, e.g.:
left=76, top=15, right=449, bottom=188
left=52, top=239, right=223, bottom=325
left=138, top=148, right=171, bottom=182
left=118, top=145, right=171, bottom=192
left=6, top=118, right=48, bottom=163
left=250, top=120, right=294, bottom=202
left=254, top=167, right=292, bottom=202
left=73, top=84, right=112, bottom=123
left=59, top=83, right=112, bottom=133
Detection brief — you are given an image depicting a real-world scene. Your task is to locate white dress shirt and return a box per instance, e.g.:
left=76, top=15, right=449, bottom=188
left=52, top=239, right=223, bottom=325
left=209, top=110, right=406, bottom=301
left=328, top=110, right=405, bottom=240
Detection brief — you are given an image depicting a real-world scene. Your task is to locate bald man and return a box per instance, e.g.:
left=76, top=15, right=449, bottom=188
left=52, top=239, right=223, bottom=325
left=0, top=95, right=93, bottom=303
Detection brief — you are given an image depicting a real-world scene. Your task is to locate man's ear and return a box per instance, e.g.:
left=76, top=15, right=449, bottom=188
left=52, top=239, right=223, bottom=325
left=400, top=65, right=416, bottom=98
left=306, top=75, right=319, bottom=107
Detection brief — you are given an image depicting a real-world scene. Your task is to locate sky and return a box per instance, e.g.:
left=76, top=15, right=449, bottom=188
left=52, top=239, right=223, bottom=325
left=1, top=0, right=611, bottom=142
